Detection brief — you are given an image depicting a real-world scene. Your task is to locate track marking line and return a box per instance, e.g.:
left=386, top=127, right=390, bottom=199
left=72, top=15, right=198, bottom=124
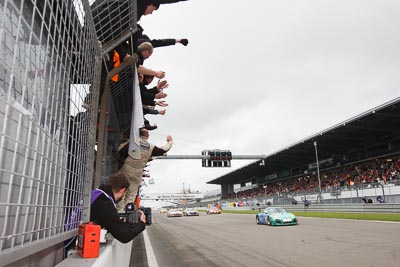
left=299, top=216, right=400, bottom=224
left=143, top=229, right=159, bottom=267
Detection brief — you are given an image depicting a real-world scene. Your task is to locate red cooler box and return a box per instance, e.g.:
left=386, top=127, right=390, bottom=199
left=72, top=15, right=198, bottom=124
left=77, top=222, right=101, bottom=258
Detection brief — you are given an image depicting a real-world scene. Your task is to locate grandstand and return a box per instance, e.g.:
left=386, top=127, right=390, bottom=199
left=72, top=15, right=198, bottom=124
left=208, top=97, right=400, bottom=204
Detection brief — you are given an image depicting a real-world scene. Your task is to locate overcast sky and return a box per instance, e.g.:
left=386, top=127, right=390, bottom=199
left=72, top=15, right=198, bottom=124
left=136, top=0, right=400, bottom=201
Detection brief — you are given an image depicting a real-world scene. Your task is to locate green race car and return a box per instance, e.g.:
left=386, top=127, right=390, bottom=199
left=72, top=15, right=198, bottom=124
left=256, top=207, right=298, bottom=226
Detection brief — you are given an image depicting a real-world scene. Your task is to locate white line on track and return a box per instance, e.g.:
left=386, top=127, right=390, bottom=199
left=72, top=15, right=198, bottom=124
left=299, top=216, right=400, bottom=224
left=143, top=229, right=159, bottom=267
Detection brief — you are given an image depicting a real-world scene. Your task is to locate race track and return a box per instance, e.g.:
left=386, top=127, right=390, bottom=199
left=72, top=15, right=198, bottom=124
left=146, top=212, right=400, bottom=267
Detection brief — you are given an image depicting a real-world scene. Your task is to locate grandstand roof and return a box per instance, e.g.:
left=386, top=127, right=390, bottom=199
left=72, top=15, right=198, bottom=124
left=207, top=97, right=400, bottom=185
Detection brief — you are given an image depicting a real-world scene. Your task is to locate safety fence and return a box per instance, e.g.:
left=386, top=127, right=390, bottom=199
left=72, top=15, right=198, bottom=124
left=0, top=0, right=133, bottom=266
left=282, top=203, right=400, bottom=213
left=224, top=203, right=400, bottom=214
left=222, top=181, right=400, bottom=207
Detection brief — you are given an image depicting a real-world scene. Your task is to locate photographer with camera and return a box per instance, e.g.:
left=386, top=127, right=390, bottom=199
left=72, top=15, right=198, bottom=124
left=90, top=172, right=146, bottom=243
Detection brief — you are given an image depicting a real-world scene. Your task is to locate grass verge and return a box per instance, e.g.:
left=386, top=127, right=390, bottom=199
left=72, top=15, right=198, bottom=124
left=199, top=209, right=400, bottom=222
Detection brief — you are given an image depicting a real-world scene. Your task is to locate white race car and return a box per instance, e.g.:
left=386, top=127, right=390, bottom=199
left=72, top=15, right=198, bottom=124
left=167, top=209, right=183, bottom=217
left=183, top=208, right=199, bottom=216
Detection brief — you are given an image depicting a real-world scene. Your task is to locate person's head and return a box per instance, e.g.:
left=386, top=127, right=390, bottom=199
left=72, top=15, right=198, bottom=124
left=140, top=128, right=149, bottom=139
left=106, top=172, right=130, bottom=203
left=143, top=75, right=155, bottom=85
left=138, top=42, right=153, bottom=59
left=144, top=3, right=159, bottom=15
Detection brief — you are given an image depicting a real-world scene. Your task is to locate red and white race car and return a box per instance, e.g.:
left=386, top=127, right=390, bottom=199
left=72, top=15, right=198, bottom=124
left=206, top=207, right=221, bottom=214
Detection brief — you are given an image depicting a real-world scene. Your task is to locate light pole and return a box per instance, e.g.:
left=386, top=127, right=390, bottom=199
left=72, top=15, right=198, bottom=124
left=313, top=141, right=322, bottom=203
left=263, top=185, right=268, bottom=205
left=182, top=182, right=185, bottom=194
left=263, top=185, right=267, bottom=198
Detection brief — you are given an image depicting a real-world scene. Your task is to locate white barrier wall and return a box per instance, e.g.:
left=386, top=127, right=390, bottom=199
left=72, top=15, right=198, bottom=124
left=55, top=239, right=133, bottom=267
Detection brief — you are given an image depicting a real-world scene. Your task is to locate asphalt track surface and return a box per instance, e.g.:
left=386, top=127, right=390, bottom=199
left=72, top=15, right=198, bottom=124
left=146, top=212, right=400, bottom=267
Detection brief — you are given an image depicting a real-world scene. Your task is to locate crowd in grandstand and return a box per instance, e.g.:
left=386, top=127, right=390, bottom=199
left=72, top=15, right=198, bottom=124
left=225, top=156, right=400, bottom=200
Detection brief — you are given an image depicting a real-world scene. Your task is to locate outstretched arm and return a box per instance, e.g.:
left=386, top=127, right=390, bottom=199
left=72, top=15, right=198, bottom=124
left=138, top=65, right=165, bottom=79
left=151, top=135, right=173, bottom=156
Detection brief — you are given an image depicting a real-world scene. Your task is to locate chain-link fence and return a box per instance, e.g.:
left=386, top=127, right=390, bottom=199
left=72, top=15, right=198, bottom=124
left=0, top=0, right=103, bottom=265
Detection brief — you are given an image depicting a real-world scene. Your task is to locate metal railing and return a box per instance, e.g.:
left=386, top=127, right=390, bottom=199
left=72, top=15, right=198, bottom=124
left=222, top=181, right=400, bottom=206
left=282, top=203, right=400, bottom=213
left=0, top=0, right=167, bottom=266
left=222, top=204, right=400, bottom=214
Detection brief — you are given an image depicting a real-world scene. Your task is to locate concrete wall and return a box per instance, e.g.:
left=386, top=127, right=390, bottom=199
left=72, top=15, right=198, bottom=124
left=55, top=239, right=133, bottom=267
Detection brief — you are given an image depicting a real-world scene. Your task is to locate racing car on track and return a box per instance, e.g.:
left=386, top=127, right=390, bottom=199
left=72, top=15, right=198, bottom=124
left=256, top=207, right=297, bottom=226
left=206, top=206, right=221, bottom=214
left=160, top=208, right=168, bottom=214
left=167, top=209, right=183, bottom=217
left=183, top=208, right=199, bottom=216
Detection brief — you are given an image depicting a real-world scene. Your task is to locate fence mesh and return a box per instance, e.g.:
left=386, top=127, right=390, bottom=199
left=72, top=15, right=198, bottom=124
left=0, top=0, right=101, bottom=256
left=1, top=0, right=137, bottom=262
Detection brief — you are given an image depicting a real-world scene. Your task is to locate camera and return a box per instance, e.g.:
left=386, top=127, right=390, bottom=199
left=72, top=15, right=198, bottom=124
left=124, top=202, right=138, bottom=224
left=139, top=207, right=152, bottom=225
left=118, top=202, right=138, bottom=224
left=122, top=203, right=152, bottom=225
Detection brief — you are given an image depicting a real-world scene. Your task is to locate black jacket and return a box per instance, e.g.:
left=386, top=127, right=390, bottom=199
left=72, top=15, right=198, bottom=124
left=136, top=34, right=176, bottom=48
left=140, top=83, right=158, bottom=106
left=90, top=184, right=145, bottom=243
left=137, top=0, right=188, bottom=21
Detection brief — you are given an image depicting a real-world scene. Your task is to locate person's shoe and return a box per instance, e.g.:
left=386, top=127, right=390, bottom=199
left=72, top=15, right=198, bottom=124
left=144, top=123, right=157, bottom=131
